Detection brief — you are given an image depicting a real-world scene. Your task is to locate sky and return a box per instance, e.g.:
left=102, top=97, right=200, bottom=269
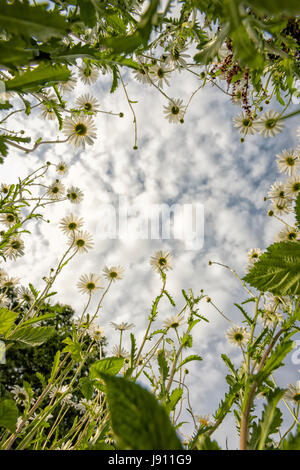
left=1, top=53, right=300, bottom=448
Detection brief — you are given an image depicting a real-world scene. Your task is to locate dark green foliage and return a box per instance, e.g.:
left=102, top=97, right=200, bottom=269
left=101, top=374, right=183, bottom=450
left=244, top=242, right=300, bottom=295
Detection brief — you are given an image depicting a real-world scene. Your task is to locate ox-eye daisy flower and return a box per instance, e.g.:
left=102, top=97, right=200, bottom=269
left=163, top=98, right=185, bottom=123
left=271, top=199, right=292, bottom=215
left=46, top=180, right=65, bottom=200
left=0, top=276, right=20, bottom=288
left=49, top=385, right=72, bottom=404
left=163, top=313, right=185, bottom=329
left=167, top=45, right=190, bottom=69
left=70, top=231, right=94, bottom=254
left=150, top=64, right=171, bottom=88
left=103, top=265, right=124, bottom=282
left=59, top=214, right=84, bottom=235
left=0, top=212, right=17, bottom=227
left=0, top=184, right=11, bottom=195
left=257, top=110, right=284, bottom=137
left=284, top=381, right=300, bottom=404
left=66, top=186, right=84, bottom=204
left=233, top=113, right=259, bottom=135
left=276, top=226, right=300, bottom=242
left=11, top=385, right=30, bottom=405
left=268, top=182, right=289, bottom=204
left=56, top=161, right=68, bottom=175
left=77, top=273, right=103, bottom=295
left=150, top=250, right=172, bottom=273
left=110, top=321, right=135, bottom=331
left=58, top=73, right=77, bottom=93
left=76, top=94, right=100, bottom=113
left=78, top=64, right=99, bottom=85
left=0, top=293, right=9, bottom=307
left=276, top=149, right=300, bottom=176
left=111, top=345, right=129, bottom=358
left=246, top=248, right=262, bottom=271
left=260, top=305, right=283, bottom=327
left=226, top=326, right=249, bottom=347
left=63, top=115, right=97, bottom=148
left=285, top=175, right=300, bottom=197
left=87, top=323, right=105, bottom=342
left=4, top=235, right=25, bottom=260
left=17, top=286, right=35, bottom=304
left=132, top=58, right=151, bottom=84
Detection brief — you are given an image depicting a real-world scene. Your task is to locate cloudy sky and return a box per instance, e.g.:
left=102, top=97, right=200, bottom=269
left=1, top=53, right=300, bottom=448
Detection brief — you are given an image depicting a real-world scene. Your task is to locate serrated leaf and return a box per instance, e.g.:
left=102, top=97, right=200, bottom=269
left=243, top=242, right=300, bottom=295
left=249, top=388, right=284, bottom=450
left=0, top=308, right=18, bottom=335
left=5, top=63, right=71, bottom=92
left=90, top=357, right=124, bottom=380
left=7, top=325, right=54, bottom=347
left=49, top=351, right=60, bottom=384
left=0, top=0, right=69, bottom=41
left=295, top=192, right=300, bottom=229
left=165, top=388, right=183, bottom=415
left=281, top=426, right=300, bottom=449
left=245, top=0, right=300, bottom=15
left=100, top=374, right=183, bottom=450
left=0, top=399, right=18, bottom=432
left=176, top=354, right=202, bottom=372
left=79, top=377, right=95, bottom=400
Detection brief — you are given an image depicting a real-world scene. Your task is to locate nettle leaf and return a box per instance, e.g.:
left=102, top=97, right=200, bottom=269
left=99, top=0, right=159, bottom=54
left=245, top=0, right=300, bottom=15
left=243, top=242, right=300, bottom=295
left=5, top=64, right=71, bottom=92
left=90, top=357, right=124, bottom=380
left=79, top=377, right=95, bottom=400
left=101, top=374, right=183, bottom=450
left=0, top=399, right=18, bottom=432
left=78, top=0, right=97, bottom=28
left=295, top=192, right=300, bottom=229
left=194, top=25, right=229, bottom=64
left=0, top=308, right=18, bottom=335
left=0, top=0, right=69, bottom=41
left=7, top=325, right=54, bottom=347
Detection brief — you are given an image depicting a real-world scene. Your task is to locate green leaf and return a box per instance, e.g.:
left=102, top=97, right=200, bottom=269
left=281, top=426, right=300, bottom=449
left=196, top=435, right=221, bottom=450
left=100, top=374, right=183, bottom=450
left=0, top=399, right=18, bottom=432
left=254, top=388, right=284, bottom=450
left=165, top=388, right=183, bottom=415
left=5, top=64, right=71, bottom=92
left=256, top=339, right=294, bottom=383
left=79, top=377, right=95, bottom=400
left=295, top=192, right=300, bottom=230
left=90, top=357, right=124, bottom=380
left=0, top=0, right=69, bottom=41
left=176, top=354, right=202, bottom=372
left=7, top=325, right=54, bottom=347
left=243, top=242, right=300, bottom=295
left=234, top=303, right=253, bottom=325
left=78, top=0, right=97, bottom=28
left=20, top=313, right=56, bottom=327
left=0, top=308, right=18, bottom=335
left=245, top=0, right=300, bottom=15
left=99, top=0, right=159, bottom=54
left=49, top=351, right=60, bottom=384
